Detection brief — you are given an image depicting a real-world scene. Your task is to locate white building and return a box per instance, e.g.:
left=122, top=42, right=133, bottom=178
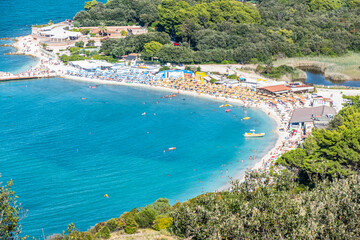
left=34, top=23, right=82, bottom=43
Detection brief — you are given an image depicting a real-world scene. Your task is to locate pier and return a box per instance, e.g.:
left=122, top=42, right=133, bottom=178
left=0, top=74, right=58, bottom=82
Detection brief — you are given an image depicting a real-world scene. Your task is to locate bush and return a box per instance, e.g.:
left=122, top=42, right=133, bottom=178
left=124, top=218, right=137, bottom=234
left=159, top=66, right=170, bottom=71
left=153, top=216, right=173, bottom=231
left=134, top=207, right=157, bottom=228
left=99, top=226, right=111, bottom=239
left=75, top=41, right=85, bottom=48
left=86, top=40, right=95, bottom=47
left=227, top=74, right=238, bottom=79
left=105, top=218, right=120, bottom=232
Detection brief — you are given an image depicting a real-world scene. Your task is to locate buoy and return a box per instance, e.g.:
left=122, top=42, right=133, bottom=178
left=82, top=98, right=86, bottom=100
left=142, top=112, right=146, bottom=115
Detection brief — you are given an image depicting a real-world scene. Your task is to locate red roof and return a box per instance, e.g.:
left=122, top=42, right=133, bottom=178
left=292, top=84, right=312, bottom=88
left=257, top=85, right=291, bottom=93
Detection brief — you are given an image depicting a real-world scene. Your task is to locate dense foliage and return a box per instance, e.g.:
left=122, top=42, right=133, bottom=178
left=0, top=179, right=24, bottom=239
left=74, top=0, right=161, bottom=27
left=54, top=198, right=173, bottom=239
left=277, top=96, right=360, bottom=183
left=55, top=169, right=360, bottom=239
left=256, top=64, right=295, bottom=78
left=171, top=171, right=360, bottom=239
left=100, top=32, right=170, bottom=58
left=75, top=0, right=360, bottom=64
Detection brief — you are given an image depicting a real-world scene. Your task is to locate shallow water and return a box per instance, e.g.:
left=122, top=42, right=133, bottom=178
left=0, top=41, right=38, bottom=73
left=0, top=78, right=277, bottom=237
left=0, top=1, right=277, bottom=238
left=304, top=70, right=360, bottom=87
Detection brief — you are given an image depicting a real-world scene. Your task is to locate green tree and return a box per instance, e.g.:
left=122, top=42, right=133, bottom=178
left=84, top=0, right=99, bottom=11
left=124, top=218, right=137, bottom=234
left=308, top=0, right=342, bottom=11
left=98, top=22, right=107, bottom=36
left=144, top=41, right=163, bottom=60
left=75, top=41, right=85, bottom=48
left=0, top=179, right=24, bottom=239
left=86, top=40, right=95, bottom=47
left=134, top=207, right=157, bottom=228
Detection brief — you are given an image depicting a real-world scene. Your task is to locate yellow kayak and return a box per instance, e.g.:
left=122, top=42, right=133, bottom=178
left=242, top=117, right=250, bottom=120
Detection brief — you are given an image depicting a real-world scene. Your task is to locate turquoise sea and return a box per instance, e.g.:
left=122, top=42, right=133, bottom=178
left=0, top=1, right=277, bottom=238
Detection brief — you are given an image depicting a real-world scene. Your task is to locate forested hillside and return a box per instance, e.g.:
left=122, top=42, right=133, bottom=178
left=73, top=0, right=360, bottom=64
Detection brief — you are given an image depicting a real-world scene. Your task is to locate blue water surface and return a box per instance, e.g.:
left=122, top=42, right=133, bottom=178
left=305, top=71, right=360, bottom=87
left=0, top=1, right=277, bottom=238
left=0, top=78, right=277, bottom=237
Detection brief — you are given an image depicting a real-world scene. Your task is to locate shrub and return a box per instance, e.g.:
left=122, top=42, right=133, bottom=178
left=99, top=226, right=111, bottom=239
left=93, top=222, right=106, bottom=233
left=75, top=41, right=85, bottom=48
left=105, top=218, right=119, bottom=232
left=86, top=40, right=95, bottom=47
left=124, top=218, right=138, bottom=234
left=159, top=66, right=170, bottom=71
left=153, top=216, right=173, bottom=231
left=134, top=207, right=157, bottom=228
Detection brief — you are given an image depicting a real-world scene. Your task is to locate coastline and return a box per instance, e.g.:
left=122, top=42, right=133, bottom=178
left=4, top=34, right=284, bottom=190
left=61, top=74, right=284, bottom=189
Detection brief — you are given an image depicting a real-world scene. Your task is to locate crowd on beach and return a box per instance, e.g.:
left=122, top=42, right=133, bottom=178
left=66, top=67, right=159, bottom=83
left=64, top=69, right=307, bottom=181
left=147, top=78, right=305, bottom=178
left=2, top=34, right=312, bottom=186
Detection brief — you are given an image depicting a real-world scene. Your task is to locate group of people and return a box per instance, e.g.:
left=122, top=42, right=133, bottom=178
left=10, top=34, right=311, bottom=183
left=66, top=66, right=160, bottom=83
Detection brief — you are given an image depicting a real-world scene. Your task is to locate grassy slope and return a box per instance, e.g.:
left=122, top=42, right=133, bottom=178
left=109, top=229, right=177, bottom=240
left=274, top=52, right=360, bottom=81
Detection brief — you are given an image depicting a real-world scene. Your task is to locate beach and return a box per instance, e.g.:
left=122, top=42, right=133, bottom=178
left=1, top=34, right=302, bottom=187
left=63, top=74, right=286, bottom=184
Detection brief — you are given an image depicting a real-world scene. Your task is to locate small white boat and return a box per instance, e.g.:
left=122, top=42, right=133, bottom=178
left=244, top=129, right=265, bottom=137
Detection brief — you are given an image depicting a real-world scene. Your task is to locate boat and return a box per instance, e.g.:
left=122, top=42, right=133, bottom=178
left=225, top=109, right=231, bottom=112
left=168, top=147, right=176, bottom=150
left=219, top=105, right=224, bottom=108
left=224, top=104, right=232, bottom=107
left=244, top=129, right=265, bottom=137
left=242, top=117, right=250, bottom=120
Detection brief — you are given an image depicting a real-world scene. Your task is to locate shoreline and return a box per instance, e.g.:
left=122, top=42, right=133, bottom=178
left=3, top=34, right=285, bottom=191
left=61, top=74, right=283, bottom=189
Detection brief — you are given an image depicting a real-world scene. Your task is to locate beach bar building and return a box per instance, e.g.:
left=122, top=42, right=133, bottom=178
left=289, top=106, right=336, bottom=135
left=257, top=85, right=291, bottom=95
left=257, top=83, right=314, bottom=96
